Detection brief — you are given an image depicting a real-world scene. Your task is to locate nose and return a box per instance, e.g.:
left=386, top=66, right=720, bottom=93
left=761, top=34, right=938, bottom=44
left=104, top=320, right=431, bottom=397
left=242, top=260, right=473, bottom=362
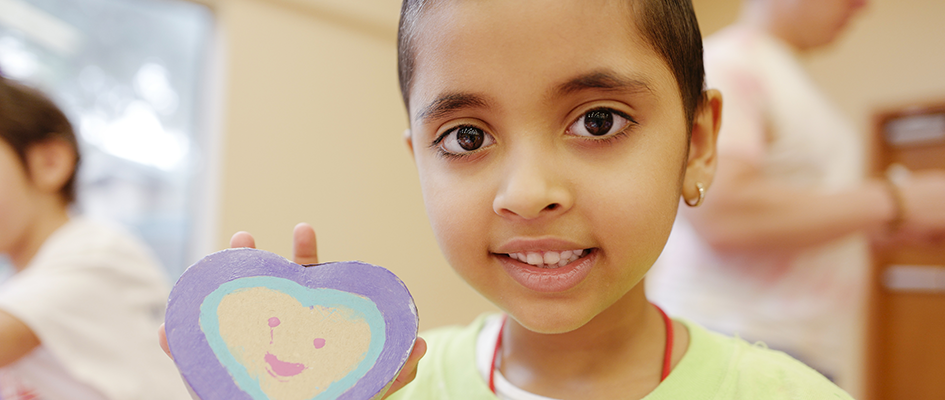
left=492, top=150, right=573, bottom=220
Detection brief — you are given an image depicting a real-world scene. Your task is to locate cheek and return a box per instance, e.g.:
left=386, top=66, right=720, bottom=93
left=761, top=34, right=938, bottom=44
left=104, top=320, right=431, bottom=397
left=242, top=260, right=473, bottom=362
left=417, top=162, right=493, bottom=262
left=594, top=176, right=680, bottom=247
left=591, top=138, right=686, bottom=257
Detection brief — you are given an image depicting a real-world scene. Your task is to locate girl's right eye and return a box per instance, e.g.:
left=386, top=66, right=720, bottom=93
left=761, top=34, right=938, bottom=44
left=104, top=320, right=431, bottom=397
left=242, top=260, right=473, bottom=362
left=434, top=125, right=495, bottom=156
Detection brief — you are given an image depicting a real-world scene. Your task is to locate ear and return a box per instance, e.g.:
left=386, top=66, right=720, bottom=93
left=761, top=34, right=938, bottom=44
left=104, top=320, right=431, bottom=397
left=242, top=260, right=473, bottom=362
left=682, top=89, right=722, bottom=204
left=403, top=128, right=416, bottom=161
left=25, top=138, right=75, bottom=198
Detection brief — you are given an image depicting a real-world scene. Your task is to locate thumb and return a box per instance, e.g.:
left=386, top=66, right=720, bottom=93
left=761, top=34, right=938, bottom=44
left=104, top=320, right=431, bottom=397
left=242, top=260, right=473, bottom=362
left=293, top=223, right=319, bottom=265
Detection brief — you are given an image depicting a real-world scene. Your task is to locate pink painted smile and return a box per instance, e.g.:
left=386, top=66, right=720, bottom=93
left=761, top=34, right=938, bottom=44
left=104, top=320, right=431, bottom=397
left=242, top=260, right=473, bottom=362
left=265, top=352, right=306, bottom=378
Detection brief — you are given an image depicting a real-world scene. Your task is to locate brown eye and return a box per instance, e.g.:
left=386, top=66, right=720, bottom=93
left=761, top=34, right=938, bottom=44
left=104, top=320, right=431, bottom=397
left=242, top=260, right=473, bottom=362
left=584, top=110, right=613, bottom=136
left=568, top=108, right=634, bottom=138
left=438, top=125, right=496, bottom=155
left=456, top=126, right=485, bottom=150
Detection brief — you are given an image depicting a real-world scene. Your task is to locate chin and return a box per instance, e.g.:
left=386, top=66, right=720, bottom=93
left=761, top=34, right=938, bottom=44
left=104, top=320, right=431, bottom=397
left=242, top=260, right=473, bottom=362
left=507, top=305, right=595, bottom=335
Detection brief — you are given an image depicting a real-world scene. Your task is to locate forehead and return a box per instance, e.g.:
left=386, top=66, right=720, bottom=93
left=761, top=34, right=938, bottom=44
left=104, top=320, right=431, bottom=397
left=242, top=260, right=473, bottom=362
left=407, top=0, right=678, bottom=120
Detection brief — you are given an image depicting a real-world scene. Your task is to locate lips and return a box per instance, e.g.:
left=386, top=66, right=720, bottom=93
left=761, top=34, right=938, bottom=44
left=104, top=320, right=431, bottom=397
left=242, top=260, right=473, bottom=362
left=498, top=248, right=596, bottom=293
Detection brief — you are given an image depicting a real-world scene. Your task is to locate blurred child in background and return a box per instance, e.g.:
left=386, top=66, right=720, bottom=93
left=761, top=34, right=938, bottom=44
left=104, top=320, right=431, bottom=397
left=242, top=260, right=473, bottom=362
left=647, top=0, right=945, bottom=394
left=0, top=76, right=189, bottom=399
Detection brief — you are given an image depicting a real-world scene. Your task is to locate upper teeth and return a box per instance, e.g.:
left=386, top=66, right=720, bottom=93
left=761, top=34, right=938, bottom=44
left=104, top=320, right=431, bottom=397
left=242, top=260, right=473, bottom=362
left=508, top=249, right=586, bottom=268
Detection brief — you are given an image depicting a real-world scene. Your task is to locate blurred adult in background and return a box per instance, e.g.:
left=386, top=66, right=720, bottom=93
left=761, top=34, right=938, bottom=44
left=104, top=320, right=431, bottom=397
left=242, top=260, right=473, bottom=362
left=0, top=76, right=189, bottom=399
left=647, top=0, right=945, bottom=393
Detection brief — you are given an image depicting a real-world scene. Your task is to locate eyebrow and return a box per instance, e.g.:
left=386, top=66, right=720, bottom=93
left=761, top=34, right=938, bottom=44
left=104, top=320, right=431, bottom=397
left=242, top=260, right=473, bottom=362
left=415, top=93, right=490, bottom=123
left=414, top=71, right=652, bottom=123
left=553, top=71, right=653, bottom=97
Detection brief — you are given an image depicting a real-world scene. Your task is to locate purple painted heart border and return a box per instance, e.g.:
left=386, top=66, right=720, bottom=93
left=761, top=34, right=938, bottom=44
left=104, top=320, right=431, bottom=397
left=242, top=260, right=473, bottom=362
left=165, top=248, right=419, bottom=400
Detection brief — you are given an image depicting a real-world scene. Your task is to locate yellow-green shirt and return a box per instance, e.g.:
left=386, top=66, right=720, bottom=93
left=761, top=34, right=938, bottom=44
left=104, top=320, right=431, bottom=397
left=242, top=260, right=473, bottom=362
left=388, top=315, right=854, bottom=399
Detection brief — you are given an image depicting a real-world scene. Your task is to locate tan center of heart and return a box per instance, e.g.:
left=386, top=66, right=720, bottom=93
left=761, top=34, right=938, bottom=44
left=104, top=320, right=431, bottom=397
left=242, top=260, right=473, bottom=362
left=217, top=287, right=372, bottom=400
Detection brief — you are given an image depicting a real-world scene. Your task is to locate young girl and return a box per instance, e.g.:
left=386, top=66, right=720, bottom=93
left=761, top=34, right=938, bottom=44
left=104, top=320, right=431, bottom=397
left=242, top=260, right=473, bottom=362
left=0, top=76, right=190, bottom=399
left=164, top=0, right=855, bottom=398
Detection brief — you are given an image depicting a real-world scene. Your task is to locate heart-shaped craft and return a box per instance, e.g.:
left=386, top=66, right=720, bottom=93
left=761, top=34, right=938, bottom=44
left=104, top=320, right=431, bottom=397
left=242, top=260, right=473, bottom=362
left=165, top=248, right=418, bottom=400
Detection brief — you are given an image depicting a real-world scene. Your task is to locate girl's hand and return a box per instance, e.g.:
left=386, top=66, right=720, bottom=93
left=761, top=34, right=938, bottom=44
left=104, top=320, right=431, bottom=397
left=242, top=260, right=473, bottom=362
left=158, top=223, right=426, bottom=399
left=898, top=170, right=945, bottom=237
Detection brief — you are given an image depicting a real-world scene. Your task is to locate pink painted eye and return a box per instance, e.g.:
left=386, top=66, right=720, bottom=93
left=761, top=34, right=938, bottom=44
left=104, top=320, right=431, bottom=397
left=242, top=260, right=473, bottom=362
left=268, top=317, right=281, bottom=327
left=313, top=338, right=326, bottom=349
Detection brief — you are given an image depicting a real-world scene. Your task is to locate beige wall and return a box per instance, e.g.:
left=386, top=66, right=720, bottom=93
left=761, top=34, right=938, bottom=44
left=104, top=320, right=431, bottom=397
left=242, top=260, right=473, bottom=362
left=201, top=0, right=945, bottom=335
left=203, top=0, right=497, bottom=332
left=806, top=0, right=945, bottom=133
left=694, top=0, right=945, bottom=135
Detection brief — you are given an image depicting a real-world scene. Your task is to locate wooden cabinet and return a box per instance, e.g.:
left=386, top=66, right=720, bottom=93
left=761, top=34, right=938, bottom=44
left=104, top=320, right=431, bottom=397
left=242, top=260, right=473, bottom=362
left=867, top=104, right=945, bottom=400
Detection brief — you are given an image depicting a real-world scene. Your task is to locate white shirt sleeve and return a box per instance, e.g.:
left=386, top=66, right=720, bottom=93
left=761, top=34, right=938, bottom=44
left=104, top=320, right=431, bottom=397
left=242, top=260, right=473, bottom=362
left=0, top=218, right=190, bottom=400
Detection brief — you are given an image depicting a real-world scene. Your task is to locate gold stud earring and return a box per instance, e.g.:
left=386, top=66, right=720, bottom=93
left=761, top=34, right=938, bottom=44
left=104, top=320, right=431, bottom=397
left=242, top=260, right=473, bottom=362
left=685, top=182, right=706, bottom=207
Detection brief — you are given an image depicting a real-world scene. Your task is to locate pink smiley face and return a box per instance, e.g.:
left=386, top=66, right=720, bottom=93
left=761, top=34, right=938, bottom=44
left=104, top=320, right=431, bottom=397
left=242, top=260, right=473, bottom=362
left=265, top=317, right=328, bottom=379
left=216, top=287, right=374, bottom=399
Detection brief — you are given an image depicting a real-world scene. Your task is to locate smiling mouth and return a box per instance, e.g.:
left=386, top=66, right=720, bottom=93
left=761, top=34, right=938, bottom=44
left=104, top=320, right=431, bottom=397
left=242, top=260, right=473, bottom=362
left=504, top=249, right=589, bottom=268
left=265, top=352, right=306, bottom=379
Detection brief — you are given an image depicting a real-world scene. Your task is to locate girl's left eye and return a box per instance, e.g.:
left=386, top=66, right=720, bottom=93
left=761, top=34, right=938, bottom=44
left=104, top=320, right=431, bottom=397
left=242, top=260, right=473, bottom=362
left=436, top=125, right=496, bottom=155
left=568, top=108, right=635, bottom=138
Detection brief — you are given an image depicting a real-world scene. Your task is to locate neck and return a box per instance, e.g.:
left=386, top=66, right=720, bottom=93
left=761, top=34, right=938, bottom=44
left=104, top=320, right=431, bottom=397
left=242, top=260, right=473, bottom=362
left=499, top=285, right=668, bottom=398
left=9, top=200, right=69, bottom=271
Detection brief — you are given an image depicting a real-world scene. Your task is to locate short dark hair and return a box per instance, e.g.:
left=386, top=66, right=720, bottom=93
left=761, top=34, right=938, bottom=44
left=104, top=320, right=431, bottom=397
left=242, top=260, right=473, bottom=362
left=0, top=76, right=80, bottom=204
left=397, top=0, right=706, bottom=128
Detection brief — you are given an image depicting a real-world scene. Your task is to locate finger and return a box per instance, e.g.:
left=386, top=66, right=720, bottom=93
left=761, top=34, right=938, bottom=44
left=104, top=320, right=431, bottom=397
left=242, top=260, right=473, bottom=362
left=230, top=231, right=256, bottom=249
left=293, top=223, right=319, bottom=265
left=158, top=323, right=173, bottom=360
left=382, top=337, right=427, bottom=399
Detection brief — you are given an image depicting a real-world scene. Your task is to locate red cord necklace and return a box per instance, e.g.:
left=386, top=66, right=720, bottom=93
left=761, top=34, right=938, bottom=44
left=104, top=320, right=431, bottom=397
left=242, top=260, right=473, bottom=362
left=488, top=304, right=674, bottom=394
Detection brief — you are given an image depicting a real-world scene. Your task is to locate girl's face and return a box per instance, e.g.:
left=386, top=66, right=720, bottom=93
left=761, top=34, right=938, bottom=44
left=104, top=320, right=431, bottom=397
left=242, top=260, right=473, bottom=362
left=0, top=139, right=39, bottom=256
left=406, top=0, right=715, bottom=333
